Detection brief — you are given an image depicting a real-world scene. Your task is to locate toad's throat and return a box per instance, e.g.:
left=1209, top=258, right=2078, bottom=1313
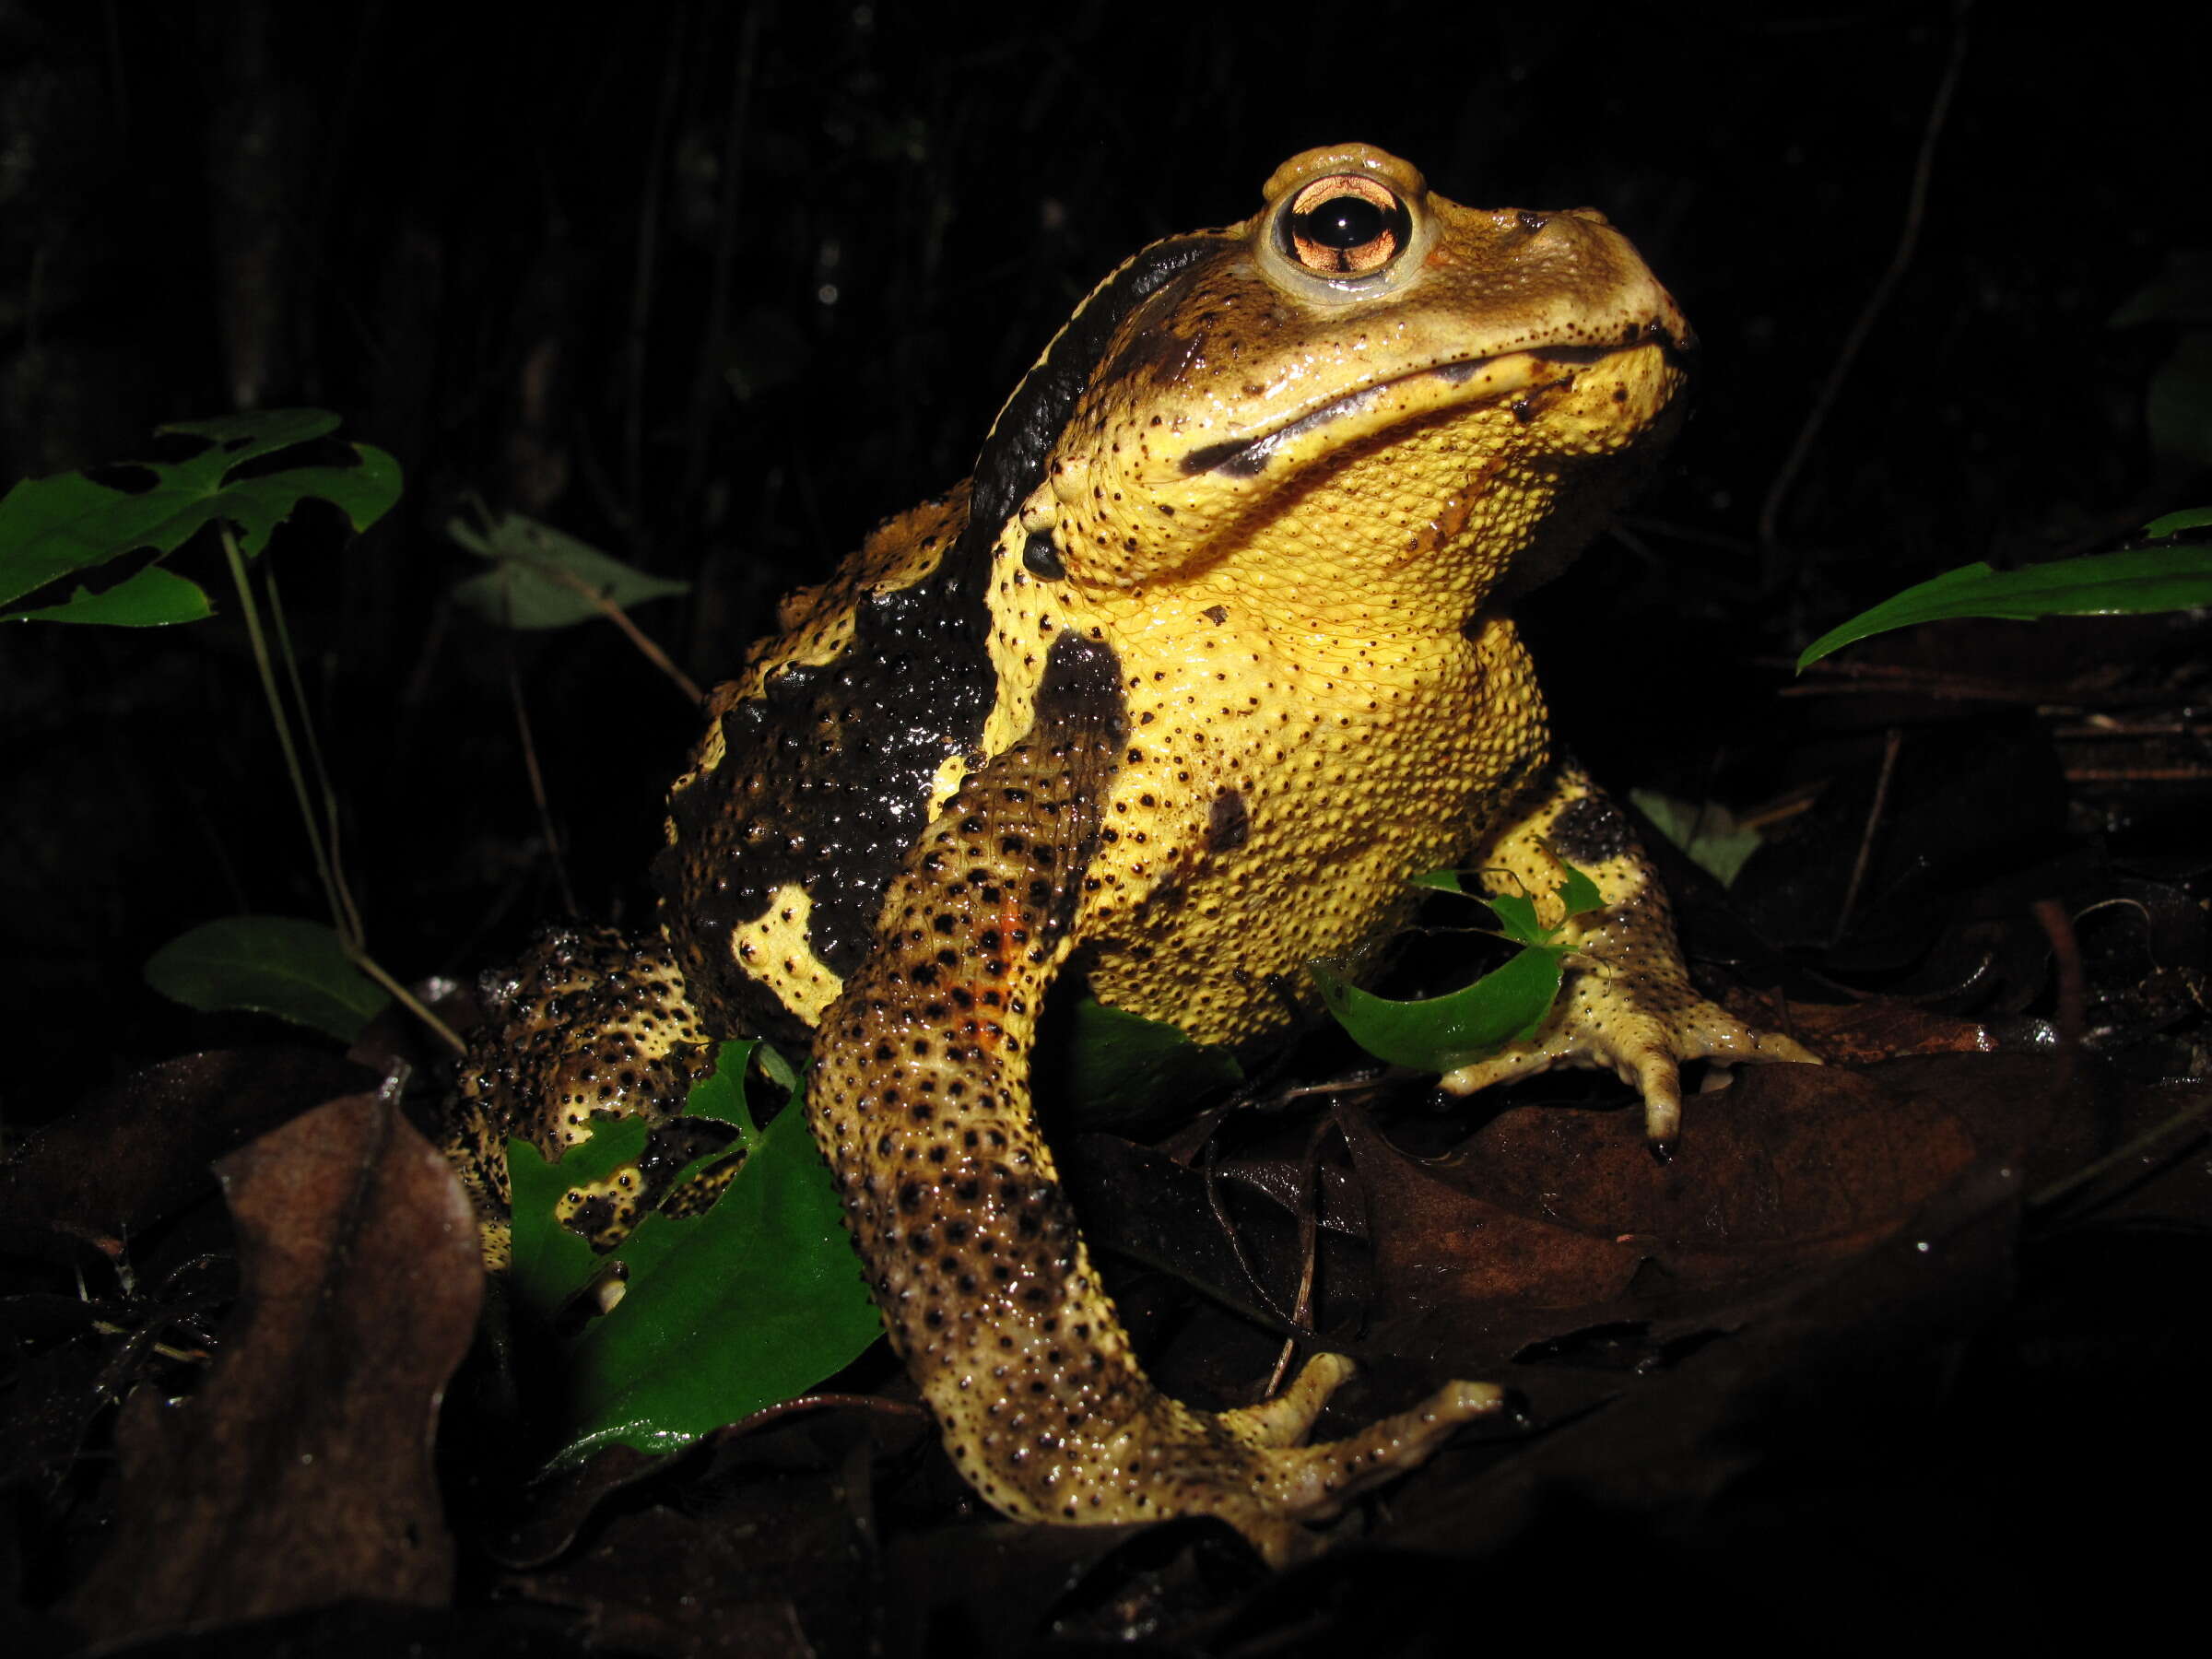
left=1177, top=343, right=1653, bottom=479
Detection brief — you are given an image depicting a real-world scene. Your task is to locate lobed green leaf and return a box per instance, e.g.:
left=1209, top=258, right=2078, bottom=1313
left=507, top=1117, right=650, bottom=1316
left=0, top=410, right=401, bottom=623
left=549, top=1090, right=880, bottom=1466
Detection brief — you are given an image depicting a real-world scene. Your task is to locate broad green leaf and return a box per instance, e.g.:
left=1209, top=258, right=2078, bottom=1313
left=0, top=410, right=401, bottom=622
left=2144, top=507, right=2212, bottom=537
left=1045, top=999, right=1241, bottom=1124
left=1795, top=547, right=2212, bottom=671
left=448, top=511, right=689, bottom=630
left=143, top=916, right=389, bottom=1042
left=550, top=1090, right=880, bottom=1466
left=1312, top=946, right=1565, bottom=1073
left=507, top=1116, right=650, bottom=1316
left=5, top=565, right=213, bottom=626
left=1629, top=789, right=1763, bottom=888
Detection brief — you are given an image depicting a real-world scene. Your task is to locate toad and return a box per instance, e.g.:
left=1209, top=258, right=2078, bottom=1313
left=453, top=143, right=1813, bottom=1560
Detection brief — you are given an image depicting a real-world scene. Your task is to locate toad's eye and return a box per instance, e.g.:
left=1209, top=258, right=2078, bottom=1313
left=1281, top=174, right=1412, bottom=276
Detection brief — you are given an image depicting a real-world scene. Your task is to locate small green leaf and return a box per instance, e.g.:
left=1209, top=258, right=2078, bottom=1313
left=1407, top=864, right=1603, bottom=940
left=1795, top=547, right=2212, bottom=671
left=448, top=511, right=689, bottom=629
left=1048, top=999, right=1241, bottom=1124
left=0, top=410, right=401, bottom=623
left=755, top=1041, right=803, bottom=1097
left=507, top=1117, right=650, bottom=1316
left=2146, top=333, right=2212, bottom=466
left=1628, top=790, right=1763, bottom=888
left=550, top=1090, right=880, bottom=1465
left=2110, top=252, right=2212, bottom=328
left=1312, top=946, right=1565, bottom=1073
left=1556, top=860, right=1604, bottom=916
left=1406, top=869, right=1474, bottom=895
left=2144, top=507, right=2212, bottom=537
left=5, top=565, right=213, bottom=626
left=681, top=1039, right=763, bottom=1147
left=1484, top=888, right=1549, bottom=946
left=143, top=916, right=389, bottom=1042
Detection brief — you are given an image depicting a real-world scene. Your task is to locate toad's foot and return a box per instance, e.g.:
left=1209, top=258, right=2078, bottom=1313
left=1067, top=1357, right=1502, bottom=1565
left=1439, top=961, right=1818, bottom=1147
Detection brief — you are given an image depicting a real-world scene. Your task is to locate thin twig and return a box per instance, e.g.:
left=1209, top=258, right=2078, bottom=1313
left=1204, top=1147, right=1295, bottom=1333
left=221, top=529, right=347, bottom=936
left=712, top=1393, right=933, bottom=1441
left=1759, top=1, right=1972, bottom=581
left=2030, top=897, right=2085, bottom=1048
left=262, top=559, right=365, bottom=945
left=1265, top=1112, right=1339, bottom=1400
left=622, top=20, right=687, bottom=537
left=348, top=947, right=465, bottom=1055
left=680, top=8, right=761, bottom=514
left=536, top=560, right=706, bottom=706
left=503, top=636, right=580, bottom=917
left=1830, top=724, right=1901, bottom=947
left=2030, top=1088, right=2212, bottom=1215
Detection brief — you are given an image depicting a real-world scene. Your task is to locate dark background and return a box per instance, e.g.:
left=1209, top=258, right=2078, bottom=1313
left=1, top=0, right=2201, bottom=1113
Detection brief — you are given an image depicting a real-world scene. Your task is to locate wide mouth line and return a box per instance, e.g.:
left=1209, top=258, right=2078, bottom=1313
left=1176, top=341, right=1654, bottom=479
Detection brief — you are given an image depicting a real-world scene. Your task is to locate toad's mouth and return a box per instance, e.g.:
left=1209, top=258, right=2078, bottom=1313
left=1175, top=338, right=1681, bottom=480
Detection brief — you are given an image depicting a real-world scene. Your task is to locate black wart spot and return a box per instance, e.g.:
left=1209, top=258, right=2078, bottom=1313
left=1550, top=791, right=1634, bottom=866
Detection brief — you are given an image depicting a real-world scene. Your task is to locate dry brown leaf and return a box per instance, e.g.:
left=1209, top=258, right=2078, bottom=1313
left=62, top=1092, right=482, bottom=1644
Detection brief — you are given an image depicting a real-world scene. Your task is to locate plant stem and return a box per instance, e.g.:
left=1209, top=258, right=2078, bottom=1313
left=222, top=526, right=349, bottom=942
left=264, top=559, right=365, bottom=944
left=349, top=947, right=466, bottom=1055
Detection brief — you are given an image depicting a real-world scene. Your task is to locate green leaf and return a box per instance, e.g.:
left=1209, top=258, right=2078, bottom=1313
left=0, top=409, right=401, bottom=622
left=755, top=1041, right=803, bottom=1097
left=1406, top=869, right=1474, bottom=895
left=1312, top=946, right=1565, bottom=1073
left=2146, top=332, right=2212, bottom=467
left=1629, top=789, right=1763, bottom=888
left=507, top=1116, right=649, bottom=1316
left=2144, top=507, right=2212, bottom=537
left=1048, top=999, right=1242, bottom=1124
left=1406, top=864, right=1603, bottom=940
left=549, top=1090, right=880, bottom=1465
left=1556, top=860, right=1604, bottom=917
left=448, top=511, right=689, bottom=629
left=5, top=565, right=213, bottom=626
left=680, top=1039, right=763, bottom=1146
left=2110, top=252, right=2212, bottom=328
left=143, top=916, right=389, bottom=1042
left=1795, top=547, right=2212, bottom=671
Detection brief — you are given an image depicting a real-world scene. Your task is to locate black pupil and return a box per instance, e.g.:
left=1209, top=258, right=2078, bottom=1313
left=1297, top=194, right=1386, bottom=250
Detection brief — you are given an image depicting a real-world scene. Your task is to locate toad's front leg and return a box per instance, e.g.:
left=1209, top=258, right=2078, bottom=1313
left=1446, top=759, right=1818, bottom=1146
left=806, top=635, right=1498, bottom=1563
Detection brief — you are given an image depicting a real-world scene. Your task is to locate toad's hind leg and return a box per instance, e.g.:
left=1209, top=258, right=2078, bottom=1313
left=807, top=634, right=1500, bottom=1562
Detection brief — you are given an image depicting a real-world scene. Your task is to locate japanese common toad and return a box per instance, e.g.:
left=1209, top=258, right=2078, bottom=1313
left=454, top=143, right=1814, bottom=1561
